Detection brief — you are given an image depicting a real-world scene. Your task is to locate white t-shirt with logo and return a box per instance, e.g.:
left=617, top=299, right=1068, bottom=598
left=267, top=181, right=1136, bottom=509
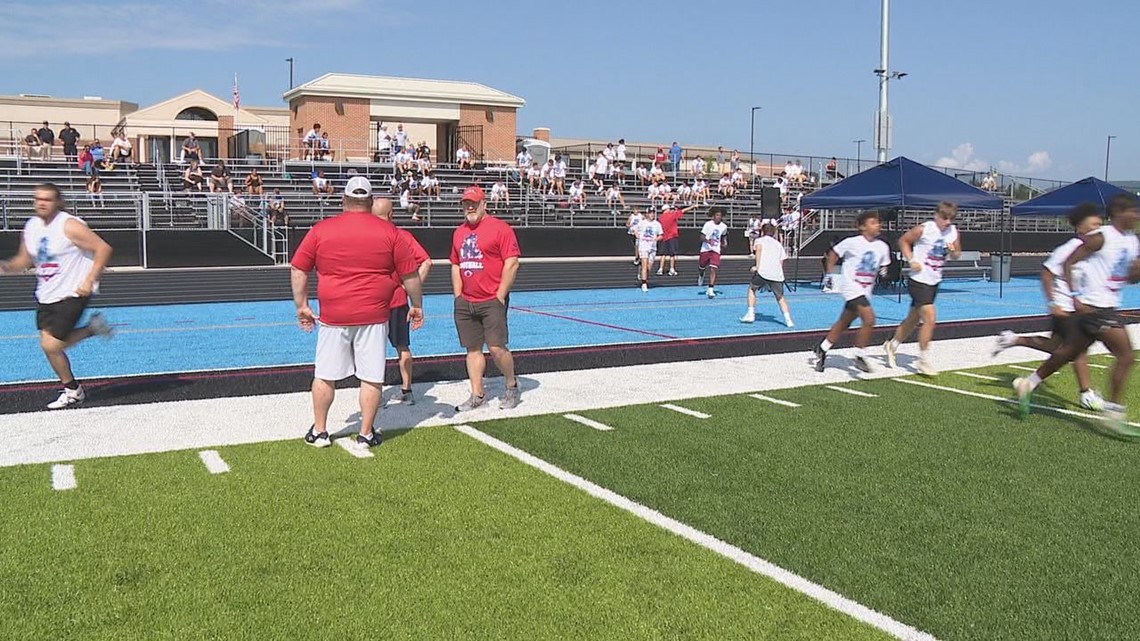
left=700, top=220, right=729, bottom=254
left=1076, top=226, right=1139, bottom=309
left=1042, top=237, right=1085, bottom=313
left=23, top=211, right=96, bottom=305
left=910, top=220, right=960, bottom=286
left=627, top=212, right=644, bottom=236
left=753, top=236, right=787, bottom=282
left=833, top=234, right=891, bottom=301
left=636, top=219, right=663, bottom=251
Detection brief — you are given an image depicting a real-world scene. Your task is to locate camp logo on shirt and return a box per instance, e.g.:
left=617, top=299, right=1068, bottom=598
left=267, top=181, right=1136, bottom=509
left=926, top=240, right=948, bottom=268
left=35, top=236, right=60, bottom=282
left=856, top=250, right=880, bottom=286
left=1109, top=251, right=1130, bottom=289
left=459, top=233, right=484, bottom=277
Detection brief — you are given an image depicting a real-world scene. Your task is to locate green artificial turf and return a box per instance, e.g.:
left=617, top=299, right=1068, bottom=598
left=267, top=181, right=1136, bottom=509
left=477, top=356, right=1140, bottom=641
left=0, top=427, right=889, bottom=641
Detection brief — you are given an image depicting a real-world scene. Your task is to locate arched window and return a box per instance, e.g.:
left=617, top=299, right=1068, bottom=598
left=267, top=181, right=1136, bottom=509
left=175, top=107, right=218, bottom=121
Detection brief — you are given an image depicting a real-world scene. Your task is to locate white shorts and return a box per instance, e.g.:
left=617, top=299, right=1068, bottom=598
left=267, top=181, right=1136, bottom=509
left=638, top=244, right=657, bottom=260
left=314, top=322, right=388, bottom=383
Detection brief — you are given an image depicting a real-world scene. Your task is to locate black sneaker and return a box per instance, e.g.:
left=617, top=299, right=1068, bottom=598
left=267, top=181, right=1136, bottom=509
left=356, top=431, right=382, bottom=448
left=303, top=425, right=331, bottom=448
left=813, top=346, right=827, bottom=372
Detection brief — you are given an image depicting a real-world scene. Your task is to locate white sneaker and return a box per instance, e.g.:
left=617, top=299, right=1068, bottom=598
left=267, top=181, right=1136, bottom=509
left=883, top=340, right=898, bottom=369
left=992, top=330, right=1017, bottom=357
left=784, top=315, right=794, bottom=328
left=47, top=386, right=86, bottom=409
left=668, top=269, right=677, bottom=276
left=87, top=313, right=113, bottom=339
left=740, top=312, right=755, bottom=323
left=1080, top=390, right=1106, bottom=412
left=917, top=358, right=938, bottom=377
left=655, top=269, right=663, bottom=276
left=641, top=283, right=649, bottom=292
left=706, top=288, right=715, bottom=299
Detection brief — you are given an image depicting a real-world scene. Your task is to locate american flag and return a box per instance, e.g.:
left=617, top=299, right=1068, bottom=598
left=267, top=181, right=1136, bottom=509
left=232, top=73, right=240, bottom=111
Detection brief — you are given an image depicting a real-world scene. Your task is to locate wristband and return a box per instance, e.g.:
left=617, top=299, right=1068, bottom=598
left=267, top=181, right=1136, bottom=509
left=1069, top=290, right=1082, bottom=297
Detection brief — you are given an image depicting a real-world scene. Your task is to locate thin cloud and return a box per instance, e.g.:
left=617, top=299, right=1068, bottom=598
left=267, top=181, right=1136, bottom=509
left=935, top=143, right=1052, bottom=177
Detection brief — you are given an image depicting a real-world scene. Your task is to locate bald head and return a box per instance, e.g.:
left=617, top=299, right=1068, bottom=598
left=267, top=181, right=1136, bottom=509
left=371, top=198, right=394, bottom=221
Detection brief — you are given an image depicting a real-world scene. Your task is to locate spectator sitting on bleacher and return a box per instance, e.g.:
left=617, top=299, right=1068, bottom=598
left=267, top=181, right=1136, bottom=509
left=649, top=164, right=666, bottom=185
left=421, top=171, right=441, bottom=201
left=302, top=123, right=321, bottom=160
left=245, top=168, right=264, bottom=198
left=606, top=184, right=625, bottom=210
left=635, top=162, right=649, bottom=185
left=677, top=181, right=692, bottom=204
left=456, top=144, right=474, bottom=170
left=209, top=160, right=233, bottom=193
left=228, top=188, right=255, bottom=227
left=568, top=180, right=586, bottom=211
left=732, top=168, right=746, bottom=190
left=690, top=155, right=706, bottom=178
left=552, top=155, right=567, bottom=195
left=647, top=182, right=662, bottom=206
left=416, top=149, right=433, bottom=174
left=183, top=161, right=205, bottom=191
left=24, top=130, right=45, bottom=161
left=86, top=174, right=104, bottom=208
left=266, top=188, right=289, bottom=226
left=826, top=157, right=844, bottom=180
left=318, top=132, right=332, bottom=161
left=399, top=183, right=421, bottom=221
left=980, top=173, right=997, bottom=191
left=393, top=147, right=414, bottom=177
left=37, top=121, right=55, bottom=160
left=181, top=133, right=201, bottom=164
left=490, top=181, right=509, bottom=207
left=78, top=145, right=94, bottom=176
left=611, top=162, right=625, bottom=187
left=693, top=179, right=710, bottom=205
left=527, top=162, right=542, bottom=191
left=416, top=141, right=431, bottom=161
left=89, top=140, right=106, bottom=170
left=542, top=159, right=556, bottom=194
left=109, top=131, right=132, bottom=165
left=653, top=147, right=667, bottom=168
left=790, top=159, right=806, bottom=185
left=312, top=169, right=334, bottom=196
left=59, top=122, right=80, bottom=162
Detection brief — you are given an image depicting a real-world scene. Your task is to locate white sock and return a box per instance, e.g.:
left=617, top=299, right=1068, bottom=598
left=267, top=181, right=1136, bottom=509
left=820, top=339, right=833, bottom=351
left=854, top=347, right=867, bottom=358
left=747, top=306, right=755, bottom=313
left=919, top=349, right=929, bottom=360
left=1027, top=373, right=1042, bottom=389
left=889, top=339, right=901, bottom=350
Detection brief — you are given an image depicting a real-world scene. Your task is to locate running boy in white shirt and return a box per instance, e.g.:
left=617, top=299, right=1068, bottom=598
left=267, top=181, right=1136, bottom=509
left=636, top=209, right=664, bottom=292
left=813, top=211, right=891, bottom=373
left=626, top=208, right=645, bottom=266
left=698, top=207, right=729, bottom=298
left=741, top=224, right=794, bottom=326
left=883, top=201, right=961, bottom=376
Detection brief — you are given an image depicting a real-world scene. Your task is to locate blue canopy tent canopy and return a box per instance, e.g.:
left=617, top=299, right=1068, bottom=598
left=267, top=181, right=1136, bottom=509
left=1010, top=177, right=1132, bottom=217
left=801, top=156, right=1004, bottom=210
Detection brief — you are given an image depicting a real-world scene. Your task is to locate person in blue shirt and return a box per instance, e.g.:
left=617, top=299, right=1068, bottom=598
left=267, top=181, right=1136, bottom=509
left=668, top=142, right=682, bottom=174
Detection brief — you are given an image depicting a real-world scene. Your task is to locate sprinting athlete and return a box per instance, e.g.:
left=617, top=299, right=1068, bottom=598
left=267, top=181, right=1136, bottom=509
left=813, top=211, right=891, bottom=373
left=883, top=201, right=961, bottom=376
left=1013, top=194, right=1140, bottom=431
left=636, top=208, right=663, bottom=292
left=698, top=206, right=729, bottom=298
left=994, top=204, right=1105, bottom=410
left=741, top=224, right=794, bottom=327
left=626, top=208, right=644, bottom=266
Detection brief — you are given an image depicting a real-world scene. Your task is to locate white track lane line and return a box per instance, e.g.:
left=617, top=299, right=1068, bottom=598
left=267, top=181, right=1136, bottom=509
left=1008, top=365, right=1038, bottom=372
left=953, top=371, right=1002, bottom=382
left=895, top=378, right=1140, bottom=428
left=748, top=393, right=802, bottom=408
left=825, top=385, right=879, bottom=398
left=660, top=403, right=711, bottom=419
left=563, top=414, right=614, bottom=431
left=335, top=438, right=374, bottom=459
left=51, top=464, right=76, bottom=491
left=198, top=450, right=230, bottom=474
left=454, top=424, right=936, bottom=641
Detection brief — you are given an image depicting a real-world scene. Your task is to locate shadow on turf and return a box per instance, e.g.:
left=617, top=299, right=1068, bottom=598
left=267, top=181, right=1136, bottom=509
left=979, top=371, right=1138, bottom=442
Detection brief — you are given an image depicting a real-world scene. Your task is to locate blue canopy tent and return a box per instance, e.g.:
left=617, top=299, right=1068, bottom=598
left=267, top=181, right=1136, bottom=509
left=1010, top=177, right=1132, bottom=217
left=801, top=156, right=1004, bottom=210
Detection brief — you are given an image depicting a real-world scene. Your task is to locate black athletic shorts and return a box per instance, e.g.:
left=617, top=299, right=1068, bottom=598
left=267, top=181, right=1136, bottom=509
left=661, top=237, right=679, bottom=256
left=1077, top=307, right=1123, bottom=339
left=844, top=296, right=871, bottom=312
left=908, top=280, right=938, bottom=307
left=388, top=304, right=411, bottom=349
left=750, top=273, right=785, bottom=297
left=36, top=296, right=91, bottom=341
left=1050, top=313, right=1080, bottom=342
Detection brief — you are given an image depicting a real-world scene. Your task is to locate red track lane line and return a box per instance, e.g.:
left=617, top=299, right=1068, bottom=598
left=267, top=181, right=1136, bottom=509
left=513, top=306, right=679, bottom=340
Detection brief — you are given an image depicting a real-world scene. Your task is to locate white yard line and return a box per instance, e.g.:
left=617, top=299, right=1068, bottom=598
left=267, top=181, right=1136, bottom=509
left=51, top=464, right=76, bottom=491
left=953, top=371, right=1002, bottom=382
left=825, top=386, right=879, bottom=398
left=1087, top=363, right=1109, bottom=370
left=1008, top=365, right=1038, bottom=372
left=660, top=403, right=711, bottom=419
left=197, top=450, right=230, bottom=474
left=455, top=424, right=936, bottom=641
left=563, top=414, right=614, bottom=432
left=894, top=378, right=1140, bottom=428
left=335, top=438, right=374, bottom=459
left=748, top=393, right=802, bottom=408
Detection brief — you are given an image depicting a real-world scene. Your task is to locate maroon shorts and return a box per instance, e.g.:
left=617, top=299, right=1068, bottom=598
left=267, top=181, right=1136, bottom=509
left=699, top=251, right=722, bottom=270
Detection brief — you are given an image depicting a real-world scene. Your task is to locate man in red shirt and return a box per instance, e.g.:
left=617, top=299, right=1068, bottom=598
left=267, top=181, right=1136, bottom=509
left=656, top=203, right=698, bottom=276
left=290, top=177, right=424, bottom=449
left=451, top=185, right=522, bottom=411
left=372, top=198, right=431, bottom=405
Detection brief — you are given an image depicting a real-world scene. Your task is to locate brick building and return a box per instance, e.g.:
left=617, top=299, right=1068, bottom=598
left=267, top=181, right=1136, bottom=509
left=283, top=73, right=525, bottom=163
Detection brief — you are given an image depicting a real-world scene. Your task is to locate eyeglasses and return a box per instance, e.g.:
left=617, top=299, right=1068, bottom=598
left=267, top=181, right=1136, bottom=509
left=461, top=201, right=480, bottom=210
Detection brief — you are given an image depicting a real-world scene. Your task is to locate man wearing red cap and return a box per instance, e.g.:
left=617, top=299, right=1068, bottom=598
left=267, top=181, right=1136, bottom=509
left=451, top=185, right=522, bottom=411
left=290, top=176, right=425, bottom=449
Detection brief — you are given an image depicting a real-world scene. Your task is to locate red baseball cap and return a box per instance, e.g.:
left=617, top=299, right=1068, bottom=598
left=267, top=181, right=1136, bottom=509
left=461, top=185, right=485, bottom=203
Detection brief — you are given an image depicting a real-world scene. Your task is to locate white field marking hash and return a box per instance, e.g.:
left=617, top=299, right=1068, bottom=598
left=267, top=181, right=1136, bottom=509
left=563, top=414, right=614, bottom=431
left=198, top=450, right=230, bottom=474
left=748, top=393, right=802, bottom=408
left=660, top=403, right=711, bottom=419
left=51, top=464, right=76, bottom=491
left=824, top=385, right=879, bottom=398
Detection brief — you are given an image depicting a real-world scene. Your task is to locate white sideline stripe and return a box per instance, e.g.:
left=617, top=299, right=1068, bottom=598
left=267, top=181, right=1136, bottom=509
left=563, top=414, right=614, bottom=431
left=1008, top=365, right=1038, bottom=372
left=455, top=424, right=936, bottom=641
left=894, top=378, right=1140, bottom=428
left=335, top=438, right=374, bottom=459
left=1087, top=363, right=1109, bottom=370
left=953, top=371, right=1002, bottom=382
left=198, top=450, right=230, bottom=474
left=51, top=464, right=76, bottom=491
left=660, top=403, right=710, bottom=419
left=749, top=393, right=801, bottom=408
left=825, top=385, right=879, bottom=398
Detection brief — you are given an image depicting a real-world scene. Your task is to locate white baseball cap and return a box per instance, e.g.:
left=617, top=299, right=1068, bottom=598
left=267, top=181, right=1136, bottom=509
left=344, top=176, right=373, bottom=198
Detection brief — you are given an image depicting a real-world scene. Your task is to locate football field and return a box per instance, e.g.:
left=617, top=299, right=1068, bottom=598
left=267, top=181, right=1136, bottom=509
left=2, top=341, right=1138, bottom=640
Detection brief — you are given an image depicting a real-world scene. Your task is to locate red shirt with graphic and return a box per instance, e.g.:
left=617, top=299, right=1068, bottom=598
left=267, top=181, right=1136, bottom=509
left=658, top=208, right=684, bottom=241
left=389, top=227, right=431, bottom=309
left=450, top=215, right=521, bottom=303
left=291, top=212, right=418, bottom=326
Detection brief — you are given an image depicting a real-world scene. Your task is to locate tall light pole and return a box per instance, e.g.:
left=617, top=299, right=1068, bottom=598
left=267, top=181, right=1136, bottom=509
left=1105, top=135, right=1117, bottom=181
left=749, top=106, right=762, bottom=180
left=854, top=139, right=866, bottom=173
left=286, top=57, right=295, bottom=89
left=873, top=0, right=906, bottom=163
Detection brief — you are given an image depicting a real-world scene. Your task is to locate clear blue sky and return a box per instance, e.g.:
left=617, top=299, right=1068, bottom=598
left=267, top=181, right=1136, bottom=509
left=1, top=0, right=1136, bottom=181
